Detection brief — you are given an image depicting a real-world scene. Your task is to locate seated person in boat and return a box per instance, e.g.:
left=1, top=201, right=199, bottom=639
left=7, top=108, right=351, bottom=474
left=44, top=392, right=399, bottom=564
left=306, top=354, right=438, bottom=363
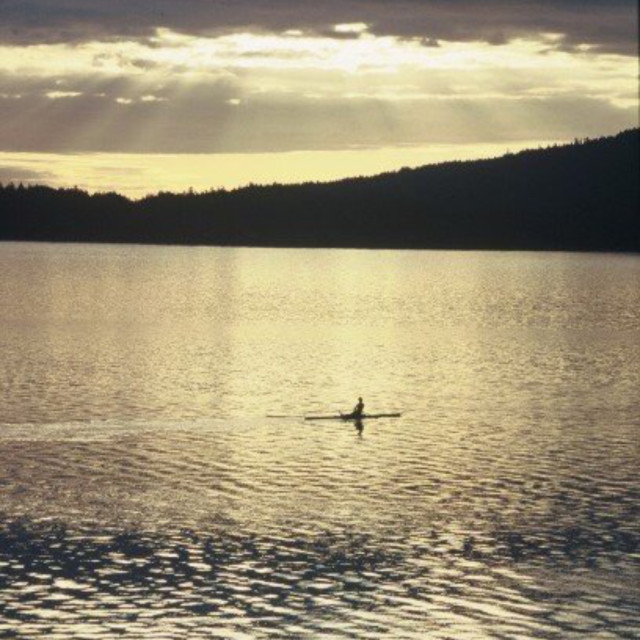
left=353, top=397, right=364, bottom=418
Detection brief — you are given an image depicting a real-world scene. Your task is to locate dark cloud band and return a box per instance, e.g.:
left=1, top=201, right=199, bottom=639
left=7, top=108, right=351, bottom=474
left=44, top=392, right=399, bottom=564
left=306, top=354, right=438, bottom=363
left=0, top=0, right=637, bottom=54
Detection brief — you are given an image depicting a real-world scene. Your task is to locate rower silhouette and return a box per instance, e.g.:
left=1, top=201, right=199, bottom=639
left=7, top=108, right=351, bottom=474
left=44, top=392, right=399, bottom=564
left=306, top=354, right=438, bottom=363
left=353, top=397, right=364, bottom=418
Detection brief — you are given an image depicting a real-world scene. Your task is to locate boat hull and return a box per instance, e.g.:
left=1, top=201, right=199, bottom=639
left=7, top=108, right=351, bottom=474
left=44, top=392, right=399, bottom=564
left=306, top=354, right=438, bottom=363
left=304, top=413, right=401, bottom=421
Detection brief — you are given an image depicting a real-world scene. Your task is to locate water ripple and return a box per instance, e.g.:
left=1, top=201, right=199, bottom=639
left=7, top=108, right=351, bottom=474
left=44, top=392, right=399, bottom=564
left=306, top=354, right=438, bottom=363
left=0, top=516, right=635, bottom=639
left=1, top=246, right=639, bottom=637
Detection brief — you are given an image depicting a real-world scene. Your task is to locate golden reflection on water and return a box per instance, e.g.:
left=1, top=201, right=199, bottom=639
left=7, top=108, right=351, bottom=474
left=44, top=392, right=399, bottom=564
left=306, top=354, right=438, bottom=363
left=0, top=243, right=639, bottom=638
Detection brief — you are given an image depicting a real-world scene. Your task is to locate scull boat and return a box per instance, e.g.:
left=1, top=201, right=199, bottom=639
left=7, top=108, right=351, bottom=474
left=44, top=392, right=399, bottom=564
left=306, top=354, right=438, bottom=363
left=304, top=413, right=401, bottom=421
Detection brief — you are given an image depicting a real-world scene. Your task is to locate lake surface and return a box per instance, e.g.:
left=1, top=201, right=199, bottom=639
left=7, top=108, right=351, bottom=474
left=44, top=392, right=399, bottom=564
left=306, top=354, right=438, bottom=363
left=0, top=242, right=638, bottom=639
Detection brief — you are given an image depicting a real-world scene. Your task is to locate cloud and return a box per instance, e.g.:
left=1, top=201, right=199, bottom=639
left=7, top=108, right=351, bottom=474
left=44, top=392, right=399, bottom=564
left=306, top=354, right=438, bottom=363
left=0, top=6, right=635, bottom=158
left=0, top=164, right=52, bottom=184
left=0, top=72, right=635, bottom=154
left=46, top=90, right=83, bottom=99
left=0, top=1, right=636, bottom=55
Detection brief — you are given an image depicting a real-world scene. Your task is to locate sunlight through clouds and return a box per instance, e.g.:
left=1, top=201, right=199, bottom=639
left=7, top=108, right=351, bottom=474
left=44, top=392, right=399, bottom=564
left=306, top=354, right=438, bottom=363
left=0, top=27, right=635, bottom=110
left=1, top=27, right=636, bottom=78
left=0, top=14, right=637, bottom=192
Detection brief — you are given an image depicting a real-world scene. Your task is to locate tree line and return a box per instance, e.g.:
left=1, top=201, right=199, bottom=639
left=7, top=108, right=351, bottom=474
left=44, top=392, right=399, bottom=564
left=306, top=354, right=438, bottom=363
left=1, top=129, right=638, bottom=252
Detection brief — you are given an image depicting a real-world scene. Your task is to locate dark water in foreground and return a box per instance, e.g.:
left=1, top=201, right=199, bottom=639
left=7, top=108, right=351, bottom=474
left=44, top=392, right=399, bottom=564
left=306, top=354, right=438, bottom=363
left=0, top=243, right=638, bottom=638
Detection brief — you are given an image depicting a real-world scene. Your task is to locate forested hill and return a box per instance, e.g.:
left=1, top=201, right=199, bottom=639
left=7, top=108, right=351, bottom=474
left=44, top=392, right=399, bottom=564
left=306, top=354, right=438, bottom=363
left=1, top=129, right=638, bottom=252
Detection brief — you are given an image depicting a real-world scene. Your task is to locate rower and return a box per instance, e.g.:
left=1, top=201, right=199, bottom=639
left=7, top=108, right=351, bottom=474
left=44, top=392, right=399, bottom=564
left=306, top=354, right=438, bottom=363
left=353, top=397, right=364, bottom=418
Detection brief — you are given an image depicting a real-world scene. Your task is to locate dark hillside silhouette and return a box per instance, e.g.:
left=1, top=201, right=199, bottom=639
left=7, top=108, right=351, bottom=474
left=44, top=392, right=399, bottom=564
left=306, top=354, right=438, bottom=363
left=1, top=129, right=638, bottom=251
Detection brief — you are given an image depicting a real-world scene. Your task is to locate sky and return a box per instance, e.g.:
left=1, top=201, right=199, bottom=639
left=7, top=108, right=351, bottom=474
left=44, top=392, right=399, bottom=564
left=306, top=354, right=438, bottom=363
left=0, top=0, right=637, bottom=197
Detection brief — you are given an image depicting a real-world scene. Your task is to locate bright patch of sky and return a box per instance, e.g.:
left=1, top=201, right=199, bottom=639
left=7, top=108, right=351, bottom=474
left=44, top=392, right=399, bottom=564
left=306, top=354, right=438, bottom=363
left=0, top=26, right=634, bottom=77
left=0, top=140, right=560, bottom=199
left=0, top=27, right=635, bottom=111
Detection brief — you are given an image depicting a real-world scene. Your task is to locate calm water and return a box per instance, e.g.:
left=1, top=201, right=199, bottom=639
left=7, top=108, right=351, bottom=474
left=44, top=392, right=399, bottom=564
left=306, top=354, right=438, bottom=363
left=0, top=242, right=638, bottom=639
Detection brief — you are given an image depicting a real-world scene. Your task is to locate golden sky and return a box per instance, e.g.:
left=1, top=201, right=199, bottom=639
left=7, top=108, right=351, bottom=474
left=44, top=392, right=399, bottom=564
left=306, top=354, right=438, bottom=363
left=0, top=2, right=637, bottom=196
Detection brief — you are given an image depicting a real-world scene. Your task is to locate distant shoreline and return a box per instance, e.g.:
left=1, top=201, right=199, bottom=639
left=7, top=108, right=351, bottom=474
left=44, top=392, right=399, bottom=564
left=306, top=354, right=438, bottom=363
left=1, top=239, right=639, bottom=256
left=1, top=129, right=638, bottom=253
